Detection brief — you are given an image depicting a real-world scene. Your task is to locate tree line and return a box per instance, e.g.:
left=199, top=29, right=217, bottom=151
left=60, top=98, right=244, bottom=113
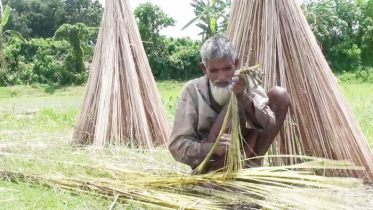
left=0, top=0, right=372, bottom=86
left=302, top=0, right=373, bottom=74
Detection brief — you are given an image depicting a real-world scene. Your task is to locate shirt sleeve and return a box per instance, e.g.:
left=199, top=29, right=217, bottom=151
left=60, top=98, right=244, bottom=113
left=241, top=85, right=276, bottom=133
left=168, top=83, right=214, bottom=169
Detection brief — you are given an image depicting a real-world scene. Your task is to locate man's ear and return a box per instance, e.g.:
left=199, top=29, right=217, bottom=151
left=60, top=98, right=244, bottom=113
left=234, top=59, right=240, bottom=70
left=200, top=62, right=207, bottom=74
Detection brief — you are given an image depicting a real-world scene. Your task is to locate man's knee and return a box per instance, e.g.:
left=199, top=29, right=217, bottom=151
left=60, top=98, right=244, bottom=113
left=267, top=86, right=290, bottom=109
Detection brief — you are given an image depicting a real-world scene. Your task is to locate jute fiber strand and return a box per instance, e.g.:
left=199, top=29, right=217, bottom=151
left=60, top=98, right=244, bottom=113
left=73, top=0, right=171, bottom=148
left=194, top=65, right=263, bottom=175
left=0, top=155, right=365, bottom=210
left=226, top=0, right=373, bottom=179
left=194, top=92, right=244, bottom=175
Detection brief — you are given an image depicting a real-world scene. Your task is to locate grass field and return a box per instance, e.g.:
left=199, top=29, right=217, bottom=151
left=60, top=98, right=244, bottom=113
left=0, top=81, right=372, bottom=209
left=340, top=83, right=373, bottom=147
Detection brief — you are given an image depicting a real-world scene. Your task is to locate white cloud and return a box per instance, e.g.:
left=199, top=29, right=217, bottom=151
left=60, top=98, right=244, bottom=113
left=98, top=0, right=200, bottom=40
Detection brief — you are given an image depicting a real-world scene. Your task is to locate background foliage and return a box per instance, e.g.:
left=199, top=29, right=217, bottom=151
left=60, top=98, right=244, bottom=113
left=2, top=37, right=70, bottom=86
left=3, top=0, right=102, bottom=38
left=134, top=2, right=203, bottom=80
left=0, top=0, right=372, bottom=86
left=302, top=0, right=373, bottom=74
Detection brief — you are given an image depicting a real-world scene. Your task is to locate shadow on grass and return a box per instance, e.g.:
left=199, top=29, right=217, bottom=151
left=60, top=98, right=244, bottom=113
left=44, top=85, right=64, bottom=94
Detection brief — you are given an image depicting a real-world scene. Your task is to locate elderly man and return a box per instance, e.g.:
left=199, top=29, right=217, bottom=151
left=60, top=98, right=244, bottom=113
left=169, top=36, right=290, bottom=173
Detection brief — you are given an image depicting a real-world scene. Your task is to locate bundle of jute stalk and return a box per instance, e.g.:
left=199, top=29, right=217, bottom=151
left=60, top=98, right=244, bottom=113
left=0, top=153, right=366, bottom=210
left=73, top=0, right=171, bottom=148
left=226, top=0, right=373, bottom=179
left=194, top=65, right=264, bottom=175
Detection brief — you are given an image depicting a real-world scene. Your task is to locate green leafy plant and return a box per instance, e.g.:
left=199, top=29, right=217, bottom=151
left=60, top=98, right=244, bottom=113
left=2, top=37, right=70, bottom=86
left=182, top=0, right=231, bottom=41
left=302, top=0, right=373, bottom=72
left=0, top=0, right=25, bottom=69
left=54, top=23, right=97, bottom=85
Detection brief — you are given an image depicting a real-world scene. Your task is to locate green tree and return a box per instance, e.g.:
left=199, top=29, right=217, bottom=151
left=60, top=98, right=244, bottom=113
left=3, top=0, right=67, bottom=38
left=359, top=0, right=373, bottom=68
left=135, top=2, right=175, bottom=49
left=2, top=37, right=71, bottom=86
left=3, top=0, right=103, bottom=38
left=54, top=23, right=96, bottom=85
left=302, top=0, right=373, bottom=72
left=2, top=0, right=32, bottom=37
left=134, top=2, right=176, bottom=78
left=182, top=0, right=231, bottom=41
left=63, top=0, right=103, bottom=27
left=0, top=0, right=25, bottom=68
left=165, top=37, right=202, bottom=80
left=0, top=0, right=11, bottom=68
left=134, top=2, right=203, bottom=80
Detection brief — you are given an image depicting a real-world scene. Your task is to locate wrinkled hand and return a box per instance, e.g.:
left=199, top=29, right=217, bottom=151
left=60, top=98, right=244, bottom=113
left=213, top=133, right=231, bottom=156
left=230, top=70, right=247, bottom=95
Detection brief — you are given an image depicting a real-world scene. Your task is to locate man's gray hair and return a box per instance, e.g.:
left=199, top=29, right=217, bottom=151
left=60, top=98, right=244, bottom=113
left=200, top=36, right=237, bottom=66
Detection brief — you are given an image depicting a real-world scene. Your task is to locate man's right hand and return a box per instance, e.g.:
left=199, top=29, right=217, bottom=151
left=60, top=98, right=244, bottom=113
left=213, top=133, right=231, bottom=156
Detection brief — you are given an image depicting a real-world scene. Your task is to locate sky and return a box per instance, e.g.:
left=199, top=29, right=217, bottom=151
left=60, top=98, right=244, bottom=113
left=98, top=0, right=201, bottom=40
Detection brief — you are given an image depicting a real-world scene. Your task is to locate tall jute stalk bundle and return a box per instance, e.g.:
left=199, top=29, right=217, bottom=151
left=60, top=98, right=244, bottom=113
left=73, top=0, right=171, bottom=148
left=226, top=0, right=373, bottom=179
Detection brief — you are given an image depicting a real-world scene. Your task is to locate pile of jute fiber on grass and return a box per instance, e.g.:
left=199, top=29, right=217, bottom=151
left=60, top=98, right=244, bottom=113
left=0, top=150, right=367, bottom=210
left=73, top=0, right=171, bottom=148
left=226, top=0, right=373, bottom=179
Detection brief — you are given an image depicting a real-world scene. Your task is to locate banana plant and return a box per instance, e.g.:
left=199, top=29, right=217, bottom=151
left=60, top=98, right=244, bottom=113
left=0, top=0, right=25, bottom=68
left=182, top=0, right=231, bottom=41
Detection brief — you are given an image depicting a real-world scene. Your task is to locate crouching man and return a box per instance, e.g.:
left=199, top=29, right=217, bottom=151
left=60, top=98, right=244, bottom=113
left=169, top=36, right=290, bottom=173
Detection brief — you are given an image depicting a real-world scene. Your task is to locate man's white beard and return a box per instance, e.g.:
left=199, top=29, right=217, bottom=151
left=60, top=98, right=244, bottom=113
left=210, top=80, right=232, bottom=106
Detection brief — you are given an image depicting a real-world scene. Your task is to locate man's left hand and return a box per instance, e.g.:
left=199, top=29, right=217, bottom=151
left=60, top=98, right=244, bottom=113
left=231, top=70, right=247, bottom=95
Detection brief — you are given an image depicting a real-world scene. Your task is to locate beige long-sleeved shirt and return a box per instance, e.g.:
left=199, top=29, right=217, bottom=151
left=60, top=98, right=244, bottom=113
left=168, top=75, right=275, bottom=172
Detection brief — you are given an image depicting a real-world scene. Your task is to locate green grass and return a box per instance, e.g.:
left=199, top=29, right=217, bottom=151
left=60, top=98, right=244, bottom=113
left=0, top=84, right=85, bottom=98
left=0, top=81, right=185, bottom=210
left=156, top=80, right=184, bottom=120
left=340, top=83, right=373, bottom=147
left=0, top=80, right=372, bottom=209
left=0, top=181, right=122, bottom=210
left=156, top=80, right=184, bottom=99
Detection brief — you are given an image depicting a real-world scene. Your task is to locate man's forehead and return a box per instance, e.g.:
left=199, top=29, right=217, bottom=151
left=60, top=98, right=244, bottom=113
left=206, top=58, right=235, bottom=68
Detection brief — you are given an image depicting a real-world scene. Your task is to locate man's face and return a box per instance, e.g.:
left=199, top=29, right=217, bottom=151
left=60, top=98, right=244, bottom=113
left=200, top=58, right=240, bottom=87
